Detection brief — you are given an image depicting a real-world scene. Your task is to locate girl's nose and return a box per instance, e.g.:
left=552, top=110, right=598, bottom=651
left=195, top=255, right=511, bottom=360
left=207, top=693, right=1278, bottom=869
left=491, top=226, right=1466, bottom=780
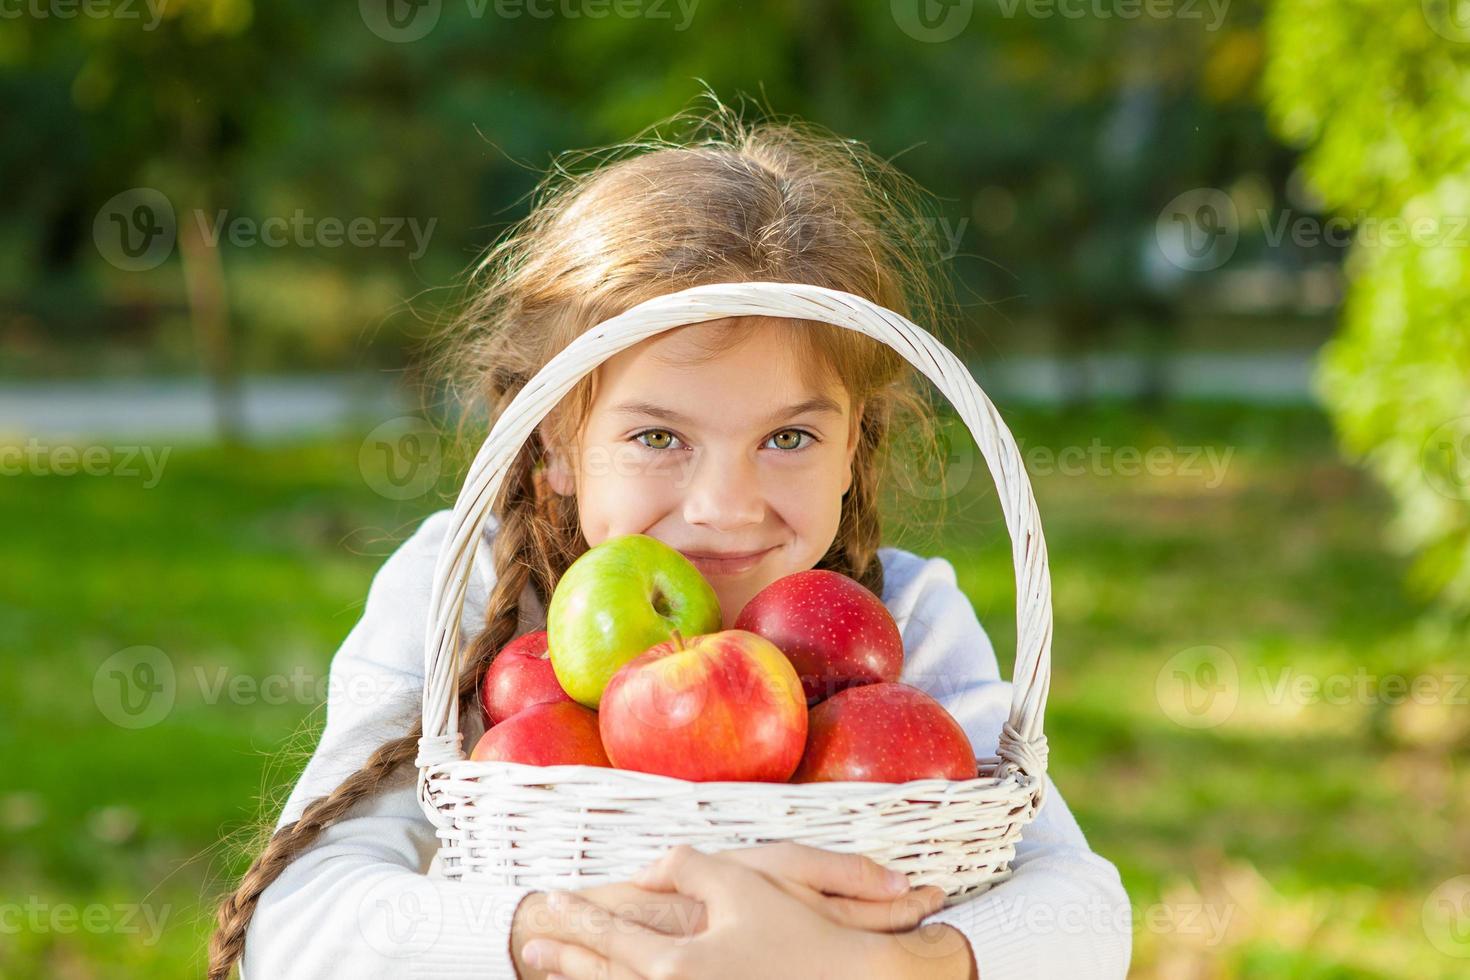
left=681, top=449, right=765, bottom=531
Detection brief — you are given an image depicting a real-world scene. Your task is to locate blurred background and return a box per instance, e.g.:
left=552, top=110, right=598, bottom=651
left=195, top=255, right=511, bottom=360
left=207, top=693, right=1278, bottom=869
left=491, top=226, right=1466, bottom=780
left=3, top=1, right=1470, bottom=977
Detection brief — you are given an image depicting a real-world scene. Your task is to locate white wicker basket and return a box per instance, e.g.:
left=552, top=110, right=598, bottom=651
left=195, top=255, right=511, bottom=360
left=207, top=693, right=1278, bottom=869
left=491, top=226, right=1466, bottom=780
left=415, top=281, right=1053, bottom=906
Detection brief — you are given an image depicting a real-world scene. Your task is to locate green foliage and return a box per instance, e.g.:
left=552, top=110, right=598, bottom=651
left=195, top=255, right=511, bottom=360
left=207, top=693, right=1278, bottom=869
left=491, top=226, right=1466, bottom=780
left=1, top=2, right=1283, bottom=375
left=1263, top=0, right=1470, bottom=611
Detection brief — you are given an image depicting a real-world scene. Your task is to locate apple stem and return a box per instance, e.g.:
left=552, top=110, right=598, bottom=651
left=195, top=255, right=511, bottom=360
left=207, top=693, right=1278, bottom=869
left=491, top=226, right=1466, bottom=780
left=669, top=628, right=684, bottom=651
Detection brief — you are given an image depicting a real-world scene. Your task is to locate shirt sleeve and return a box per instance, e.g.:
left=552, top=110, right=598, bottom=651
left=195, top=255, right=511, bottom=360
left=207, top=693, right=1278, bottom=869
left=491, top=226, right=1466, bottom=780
left=241, top=510, right=536, bottom=980
left=890, top=552, right=1133, bottom=980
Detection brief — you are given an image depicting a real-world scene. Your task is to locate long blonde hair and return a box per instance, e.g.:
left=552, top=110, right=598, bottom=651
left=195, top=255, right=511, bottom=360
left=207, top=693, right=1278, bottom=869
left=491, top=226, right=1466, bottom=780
left=207, top=89, right=959, bottom=978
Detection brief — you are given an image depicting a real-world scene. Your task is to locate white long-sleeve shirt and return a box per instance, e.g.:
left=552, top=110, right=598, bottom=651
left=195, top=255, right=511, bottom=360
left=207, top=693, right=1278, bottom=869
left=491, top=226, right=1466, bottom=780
left=242, top=509, right=1132, bottom=979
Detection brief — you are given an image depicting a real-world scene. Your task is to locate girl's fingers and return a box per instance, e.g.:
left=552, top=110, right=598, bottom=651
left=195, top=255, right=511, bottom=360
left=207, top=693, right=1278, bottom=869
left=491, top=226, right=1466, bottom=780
left=577, top=880, right=706, bottom=935
left=633, top=842, right=947, bottom=933
left=522, top=938, right=643, bottom=980
left=719, top=841, right=914, bottom=901
left=744, top=872, right=943, bottom=933
left=817, top=885, right=948, bottom=932
left=539, top=888, right=677, bottom=970
left=621, top=894, right=705, bottom=936
left=635, top=844, right=762, bottom=907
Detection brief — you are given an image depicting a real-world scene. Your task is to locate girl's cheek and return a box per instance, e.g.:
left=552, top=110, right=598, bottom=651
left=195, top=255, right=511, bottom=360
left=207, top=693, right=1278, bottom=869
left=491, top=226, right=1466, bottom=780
left=608, top=476, right=681, bottom=524
left=771, top=455, right=846, bottom=496
left=580, top=442, right=670, bottom=485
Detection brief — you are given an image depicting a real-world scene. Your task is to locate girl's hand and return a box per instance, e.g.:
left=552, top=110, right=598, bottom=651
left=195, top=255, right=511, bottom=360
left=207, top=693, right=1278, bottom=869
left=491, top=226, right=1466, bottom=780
left=570, top=879, right=706, bottom=934
left=511, top=882, right=705, bottom=980
left=520, top=845, right=963, bottom=980
left=678, top=840, right=945, bottom=933
left=572, top=841, right=943, bottom=935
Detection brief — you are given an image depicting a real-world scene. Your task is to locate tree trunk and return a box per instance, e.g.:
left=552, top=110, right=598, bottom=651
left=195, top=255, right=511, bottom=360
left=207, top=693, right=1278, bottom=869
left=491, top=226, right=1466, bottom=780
left=178, top=203, right=244, bottom=442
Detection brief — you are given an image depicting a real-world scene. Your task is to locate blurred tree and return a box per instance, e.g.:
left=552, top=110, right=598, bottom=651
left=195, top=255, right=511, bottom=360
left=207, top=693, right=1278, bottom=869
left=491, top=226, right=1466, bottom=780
left=2, top=1, right=1300, bottom=414
left=1, top=0, right=314, bottom=436
left=1264, top=0, right=1470, bottom=612
left=831, top=4, right=1287, bottom=403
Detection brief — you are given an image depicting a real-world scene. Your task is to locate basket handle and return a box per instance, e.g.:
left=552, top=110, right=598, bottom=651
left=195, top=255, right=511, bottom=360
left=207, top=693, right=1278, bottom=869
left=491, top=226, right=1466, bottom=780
left=414, top=282, right=1052, bottom=787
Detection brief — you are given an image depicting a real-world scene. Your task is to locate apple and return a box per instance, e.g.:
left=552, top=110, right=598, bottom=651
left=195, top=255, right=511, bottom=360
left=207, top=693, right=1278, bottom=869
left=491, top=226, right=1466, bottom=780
left=734, top=568, right=904, bottom=705
left=547, top=533, right=722, bottom=708
left=479, top=630, right=573, bottom=727
left=598, top=628, right=808, bottom=782
left=790, top=682, right=976, bottom=783
left=469, top=701, right=611, bottom=767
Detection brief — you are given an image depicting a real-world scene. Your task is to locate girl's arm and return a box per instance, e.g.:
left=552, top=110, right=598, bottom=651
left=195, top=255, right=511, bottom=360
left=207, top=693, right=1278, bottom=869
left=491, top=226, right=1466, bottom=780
left=242, top=511, right=536, bottom=979
left=887, top=550, right=1133, bottom=980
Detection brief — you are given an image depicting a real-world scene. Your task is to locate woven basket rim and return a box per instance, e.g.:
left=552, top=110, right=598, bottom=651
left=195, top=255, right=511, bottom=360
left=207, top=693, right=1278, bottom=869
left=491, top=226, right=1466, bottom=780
left=426, top=757, right=1034, bottom=792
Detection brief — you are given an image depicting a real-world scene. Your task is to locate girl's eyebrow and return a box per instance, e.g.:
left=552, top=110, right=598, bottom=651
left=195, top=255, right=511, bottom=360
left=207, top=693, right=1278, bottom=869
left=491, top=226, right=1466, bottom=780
left=611, top=395, right=843, bottom=426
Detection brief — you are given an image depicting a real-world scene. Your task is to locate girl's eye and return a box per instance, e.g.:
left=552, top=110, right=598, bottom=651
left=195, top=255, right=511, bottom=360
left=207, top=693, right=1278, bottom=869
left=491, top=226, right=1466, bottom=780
left=630, top=429, right=818, bottom=452
left=633, top=429, right=684, bottom=451
left=766, top=429, right=816, bottom=452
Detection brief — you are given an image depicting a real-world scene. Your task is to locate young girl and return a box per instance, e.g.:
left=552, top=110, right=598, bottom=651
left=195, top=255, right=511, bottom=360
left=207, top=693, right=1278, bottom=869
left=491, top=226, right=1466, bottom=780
left=207, top=98, right=1132, bottom=980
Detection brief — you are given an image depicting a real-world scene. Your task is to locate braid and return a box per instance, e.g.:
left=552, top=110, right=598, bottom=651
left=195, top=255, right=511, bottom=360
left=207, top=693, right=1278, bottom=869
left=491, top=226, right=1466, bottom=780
left=207, top=447, right=551, bottom=979
left=206, top=729, right=421, bottom=979
left=457, top=446, right=553, bottom=710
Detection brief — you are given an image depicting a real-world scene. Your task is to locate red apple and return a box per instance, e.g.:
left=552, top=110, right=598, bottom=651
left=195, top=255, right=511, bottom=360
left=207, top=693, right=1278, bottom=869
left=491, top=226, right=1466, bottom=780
left=599, top=629, right=807, bottom=782
left=480, top=630, right=573, bottom=727
left=469, top=701, right=610, bottom=767
left=791, top=682, right=977, bottom=783
left=734, top=569, right=904, bottom=705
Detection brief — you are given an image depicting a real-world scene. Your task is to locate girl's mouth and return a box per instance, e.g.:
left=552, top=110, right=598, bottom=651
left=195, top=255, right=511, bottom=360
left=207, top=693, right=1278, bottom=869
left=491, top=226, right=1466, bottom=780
left=679, top=546, right=776, bottom=577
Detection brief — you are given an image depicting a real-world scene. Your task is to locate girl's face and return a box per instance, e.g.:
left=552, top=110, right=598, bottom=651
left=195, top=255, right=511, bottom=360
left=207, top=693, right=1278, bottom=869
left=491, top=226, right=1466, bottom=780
left=543, top=317, right=862, bottom=628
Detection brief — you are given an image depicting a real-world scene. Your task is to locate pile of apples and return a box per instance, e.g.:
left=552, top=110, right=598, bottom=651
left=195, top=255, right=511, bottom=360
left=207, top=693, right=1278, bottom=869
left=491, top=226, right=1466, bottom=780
left=472, top=534, right=977, bottom=783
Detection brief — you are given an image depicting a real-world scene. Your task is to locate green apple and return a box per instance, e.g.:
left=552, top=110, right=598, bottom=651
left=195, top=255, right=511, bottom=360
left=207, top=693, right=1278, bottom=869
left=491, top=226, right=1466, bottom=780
left=547, top=533, right=722, bottom=708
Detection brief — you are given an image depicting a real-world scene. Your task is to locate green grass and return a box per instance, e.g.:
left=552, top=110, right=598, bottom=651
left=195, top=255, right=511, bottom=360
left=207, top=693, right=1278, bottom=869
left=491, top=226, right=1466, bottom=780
left=2, top=404, right=1466, bottom=977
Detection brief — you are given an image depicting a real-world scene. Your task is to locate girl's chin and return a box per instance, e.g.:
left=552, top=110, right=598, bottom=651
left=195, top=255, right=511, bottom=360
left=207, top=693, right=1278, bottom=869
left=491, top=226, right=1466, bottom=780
left=715, top=574, right=788, bottom=628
